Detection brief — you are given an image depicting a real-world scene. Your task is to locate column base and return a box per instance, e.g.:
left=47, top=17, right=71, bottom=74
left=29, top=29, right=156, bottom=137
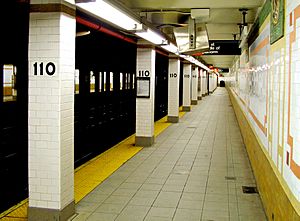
left=198, top=96, right=202, bottom=100
left=191, top=100, right=198, bottom=105
left=28, top=201, right=75, bottom=221
left=182, top=106, right=191, bottom=112
left=135, top=136, right=155, bottom=147
left=167, top=116, right=179, bottom=123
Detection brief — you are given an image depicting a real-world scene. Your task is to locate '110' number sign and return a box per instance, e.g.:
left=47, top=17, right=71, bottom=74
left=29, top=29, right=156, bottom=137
left=33, top=62, right=56, bottom=76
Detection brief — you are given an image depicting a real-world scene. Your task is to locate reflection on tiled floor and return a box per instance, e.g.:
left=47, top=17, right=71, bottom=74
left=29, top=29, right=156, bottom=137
left=70, top=88, right=267, bottom=221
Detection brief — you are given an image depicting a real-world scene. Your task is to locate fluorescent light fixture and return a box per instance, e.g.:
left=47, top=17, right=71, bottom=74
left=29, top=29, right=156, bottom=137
left=76, top=0, right=141, bottom=31
left=161, top=43, right=179, bottom=54
left=136, top=28, right=167, bottom=45
left=76, top=31, right=91, bottom=37
left=179, top=54, right=210, bottom=71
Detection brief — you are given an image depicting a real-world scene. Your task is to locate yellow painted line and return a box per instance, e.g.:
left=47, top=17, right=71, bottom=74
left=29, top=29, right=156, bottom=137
left=154, top=116, right=172, bottom=136
left=0, top=199, right=28, bottom=220
left=0, top=110, right=187, bottom=220
left=0, top=218, right=27, bottom=221
left=179, top=110, right=186, bottom=118
left=74, top=134, right=142, bottom=203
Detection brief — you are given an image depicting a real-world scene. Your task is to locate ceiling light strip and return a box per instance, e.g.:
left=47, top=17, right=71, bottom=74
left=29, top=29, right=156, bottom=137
left=76, top=0, right=141, bottom=31
left=136, top=28, right=167, bottom=45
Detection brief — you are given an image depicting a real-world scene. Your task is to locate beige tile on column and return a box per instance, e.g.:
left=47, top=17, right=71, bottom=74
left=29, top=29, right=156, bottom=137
left=182, top=62, right=192, bottom=112
left=191, top=66, right=198, bottom=105
left=198, top=69, right=203, bottom=100
left=167, top=56, right=180, bottom=123
left=202, top=70, right=208, bottom=96
left=135, top=43, right=156, bottom=147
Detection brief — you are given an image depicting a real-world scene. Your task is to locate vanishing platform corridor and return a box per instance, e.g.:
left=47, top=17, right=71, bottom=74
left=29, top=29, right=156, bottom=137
left=71, top=88, right=267, bottom=221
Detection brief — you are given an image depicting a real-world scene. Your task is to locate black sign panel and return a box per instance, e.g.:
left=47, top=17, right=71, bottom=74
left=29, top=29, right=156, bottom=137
left=217, top=68, right=229, bottom=73
left=202, top=40, right=241, bottom=55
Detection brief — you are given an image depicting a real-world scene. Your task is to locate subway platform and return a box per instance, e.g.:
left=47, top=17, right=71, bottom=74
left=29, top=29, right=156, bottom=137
left=70, top=88, right=267, bottom=221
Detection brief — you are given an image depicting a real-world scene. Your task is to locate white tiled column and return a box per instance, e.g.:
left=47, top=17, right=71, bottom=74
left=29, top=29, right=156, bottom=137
left=198, top=68, right=203, bottom=100
left=202, top=70, right=207, bottom=96
left=167, top=56, right=180, bottom=123
left=135, top=45, right=156, bottom=146
left=209, top=73, right=213, bottom=93
left=191, top=66, right=199, bottom=105
left=182, top=62, right=192, bottom=111
left=28, top=1, right=75, bottom=220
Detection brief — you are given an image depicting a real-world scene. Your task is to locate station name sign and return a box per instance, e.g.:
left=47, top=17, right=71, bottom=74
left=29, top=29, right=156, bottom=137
left=201, top=40, right=241, bottom=55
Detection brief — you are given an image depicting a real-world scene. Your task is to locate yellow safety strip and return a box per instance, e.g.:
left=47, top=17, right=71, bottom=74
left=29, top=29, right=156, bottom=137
left=74, top=134, right=142, bottom=203
left=0, top=110, right=186, bottom=220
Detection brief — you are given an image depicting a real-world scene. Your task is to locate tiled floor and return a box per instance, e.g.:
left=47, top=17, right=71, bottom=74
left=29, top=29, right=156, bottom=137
left=70, top=88, right=267, bottom=221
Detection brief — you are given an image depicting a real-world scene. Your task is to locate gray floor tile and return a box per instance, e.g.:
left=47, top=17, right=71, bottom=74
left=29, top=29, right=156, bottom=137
left=103, top=195, right=131, bottom=205
left=90, top=187, right=117, bottom=196
left=205, top=193, right=229, bottom=202
left=173, top=208, right=202, bottom=221
left=206, top=186, right=229, bottom=195
left=153, top=191, right=181, bottom=208
left=70, top=212, right=91, bottom=221
left=135, top=190, right=160, bottom=199
left=95, top=203, right=125, bottom=214
left=128, top=196, right=156, bottom=206
left=203, top=201, right=229, bottom=211
left=184, top=183, right=206, bottom=193
left=120, top=205, right=150, bottom=215
left=186, top=179, right=207, bottom=187
left=114, top=205, right=150, bottom=221
left=75, top=202, right=100, bottom=213
left=181, top=192, right=205, bottom=201
left=125, top=176, right=148, bottom=183
left=239, top=214, right=268, bottom=221
left=140, top=183, right=163, bottom=191
left=162, top=184, right=185, bottom=192
left=147, top=207, right=176, bottom=218
left=202, top=209, right=230, bottom=221
left=118, top=182, right=142, bottom=190
left=112, top=188, right=137, bottom=197
left=145, top=177, right=167, bottom=185
left=144, top=216, right=172, bottom=221
left=165, top=179, right=188, bottom=187
left=86, top=212, right=118, bottom=221
left=178, top=199, right=204, bottom=210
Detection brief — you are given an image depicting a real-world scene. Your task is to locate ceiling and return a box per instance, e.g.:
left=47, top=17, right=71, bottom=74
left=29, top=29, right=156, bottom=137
left=119, top=0, right=265, bottom=69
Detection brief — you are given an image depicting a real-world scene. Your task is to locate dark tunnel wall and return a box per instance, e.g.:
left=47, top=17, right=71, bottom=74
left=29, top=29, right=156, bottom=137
left=75, top=23, right=137, bottom=167
left=179, top=61, right=183, bottom=107
left=154, top=52, right=169, bottom=121
left=0, top=0, right=29, bottom=213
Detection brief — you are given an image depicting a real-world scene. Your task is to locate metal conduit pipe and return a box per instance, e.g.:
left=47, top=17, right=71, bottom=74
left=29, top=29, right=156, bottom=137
left=77, top=17, right=176, bottom=57
left=155, top=48, right=169, bottom=57
left=76, top=17, right=137, bottom=44
left=77, top=17, right=178, bottom=57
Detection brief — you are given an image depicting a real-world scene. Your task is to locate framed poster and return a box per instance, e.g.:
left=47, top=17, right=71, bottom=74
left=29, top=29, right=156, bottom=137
left=136, top=77, right=150, bottom=98
left=270, top=0, right=284, bottom=44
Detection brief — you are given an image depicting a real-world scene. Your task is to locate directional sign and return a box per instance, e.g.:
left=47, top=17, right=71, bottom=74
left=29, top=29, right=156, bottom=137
left=200, top=40, right=241, bottom=55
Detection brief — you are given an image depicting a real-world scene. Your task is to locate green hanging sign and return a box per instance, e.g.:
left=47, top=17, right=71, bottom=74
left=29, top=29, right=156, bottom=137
left=270, top=0, right=284, bottom=44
